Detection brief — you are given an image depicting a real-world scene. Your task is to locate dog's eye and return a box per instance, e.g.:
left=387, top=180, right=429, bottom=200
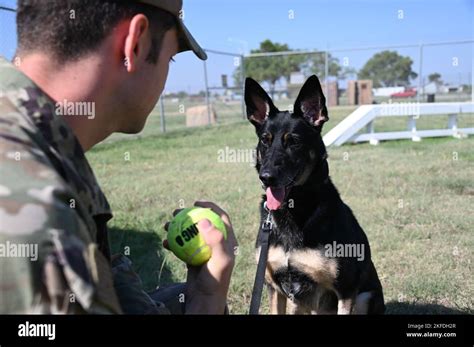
left=260, top=133, right=271, bottom=146
left=285, top=134, right=301, bottom=148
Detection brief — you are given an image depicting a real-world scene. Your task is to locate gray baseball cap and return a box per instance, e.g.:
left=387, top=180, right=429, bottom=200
left=138, top=0, right=207, bottom=60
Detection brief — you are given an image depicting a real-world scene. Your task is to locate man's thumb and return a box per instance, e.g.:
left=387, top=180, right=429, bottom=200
left=197, top=219, right=224, bottom=246
left=197, top=218, right=213, bottom=232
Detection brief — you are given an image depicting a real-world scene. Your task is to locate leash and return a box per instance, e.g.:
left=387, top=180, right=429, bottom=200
left=249, top=202, right=273, bottom=315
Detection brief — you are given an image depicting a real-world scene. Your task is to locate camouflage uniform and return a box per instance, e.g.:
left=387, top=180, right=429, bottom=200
left=0, top=57, right=182, bottom=314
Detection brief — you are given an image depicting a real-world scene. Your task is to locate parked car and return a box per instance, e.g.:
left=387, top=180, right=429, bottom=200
left=390, top=89, right=417, bottom=98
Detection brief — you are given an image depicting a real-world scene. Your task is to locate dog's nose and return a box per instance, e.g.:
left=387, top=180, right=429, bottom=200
left=259, top=171, right=276, bottom=186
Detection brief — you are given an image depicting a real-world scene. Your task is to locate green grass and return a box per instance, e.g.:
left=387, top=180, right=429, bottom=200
left=87, top=109, right=474, bottom=314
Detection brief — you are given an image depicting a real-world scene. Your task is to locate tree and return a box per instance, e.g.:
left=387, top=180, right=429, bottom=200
left=358, top=51, right=417, bottom=87
left=428, top=73, right=442, bottom=84
left=300, top=52, right=342, bottom=78
left=177, top=91, right=188, bottom=99
left=233, top=40, right=305, bottom=96
left=233, top=40, right=346, bottom=93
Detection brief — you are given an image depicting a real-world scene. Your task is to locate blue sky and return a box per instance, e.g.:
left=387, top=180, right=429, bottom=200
left=0, top=0, right=472, bottom=92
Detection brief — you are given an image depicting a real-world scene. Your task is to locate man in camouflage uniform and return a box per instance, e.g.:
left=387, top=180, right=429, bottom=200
left=0, top=0, right=237, bottom=314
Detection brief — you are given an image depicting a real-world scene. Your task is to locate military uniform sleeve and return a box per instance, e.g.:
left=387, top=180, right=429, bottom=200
left=111, top=254, right=171, bottom=314
left=0, top=112, right=122, bottom=314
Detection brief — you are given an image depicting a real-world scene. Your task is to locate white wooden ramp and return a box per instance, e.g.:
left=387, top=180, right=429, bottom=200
left=323, top=102, right=474, bottom=147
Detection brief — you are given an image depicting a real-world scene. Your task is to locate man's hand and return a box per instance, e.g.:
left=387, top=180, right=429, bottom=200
left=163, top=201, right=238, bottom=314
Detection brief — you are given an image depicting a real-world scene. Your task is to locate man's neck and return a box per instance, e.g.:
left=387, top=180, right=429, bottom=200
left=17, top=52, right=116, bottom=151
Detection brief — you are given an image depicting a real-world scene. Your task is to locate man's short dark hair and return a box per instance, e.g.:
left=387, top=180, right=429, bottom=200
left=17, top=0, right=177, bottom=64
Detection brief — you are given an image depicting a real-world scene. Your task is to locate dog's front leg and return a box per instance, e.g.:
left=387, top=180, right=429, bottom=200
left=287, top=300, right=310, bottom=314
left=268, top=285, right=287, bottom=314
left=337, top=296, right=356, bottom=315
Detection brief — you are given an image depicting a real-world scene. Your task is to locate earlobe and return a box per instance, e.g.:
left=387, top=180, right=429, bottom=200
left=124, top=29, right=137, bottom=73
left=124, top=55, right=134, bottom=72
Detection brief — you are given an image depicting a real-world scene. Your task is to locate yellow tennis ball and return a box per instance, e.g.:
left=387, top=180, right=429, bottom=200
left=167, top=207, right=227, bottom=266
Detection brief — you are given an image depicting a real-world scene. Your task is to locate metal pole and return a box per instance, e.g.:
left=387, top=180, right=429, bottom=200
left=203, top=59, right=211, bottom=125
left=324, top=48, right=329, bottom=106
left=471, top=71, right=473, bottom=103
left=204, top=49, right=243, bottom=57
left=160, top=95, right=166, bottom=133
left=417, top=43, right=423, bottom=105
left=0, top=6, right=15, bottom=12
left=241, top=55, right=246, bottom=119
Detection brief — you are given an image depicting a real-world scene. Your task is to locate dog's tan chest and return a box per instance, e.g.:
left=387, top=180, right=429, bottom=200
left=257, top=246, right=339, bottom=289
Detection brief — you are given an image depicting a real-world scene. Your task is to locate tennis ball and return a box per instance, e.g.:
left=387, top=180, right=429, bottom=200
left=167, top=207, right=227, bottom=266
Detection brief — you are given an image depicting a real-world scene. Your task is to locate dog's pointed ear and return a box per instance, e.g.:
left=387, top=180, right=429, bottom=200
left=293, top=75, right=328, bottom=130
left=245, top=77, right=277, bottom=128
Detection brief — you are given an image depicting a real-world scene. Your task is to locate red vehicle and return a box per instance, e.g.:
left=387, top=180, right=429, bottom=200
left=390, top=88, right=417, bottom=98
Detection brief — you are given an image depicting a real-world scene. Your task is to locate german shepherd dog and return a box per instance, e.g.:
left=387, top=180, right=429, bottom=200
left=245, top=75, right=385, bottom=314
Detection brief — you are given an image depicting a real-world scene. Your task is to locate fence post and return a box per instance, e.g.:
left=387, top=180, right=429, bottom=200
left=241, top=54, right=246, bottom=119
left=324, top=48, right=329, bottom=106
left=408, top=115, right=421, bottom=142
left=366, top=121, right=379, bottom=145
left=448, top=114, right=458, bottom=135
left=203, top=59, right=211, bottom=125
left=366, top=120, right=375, bottom=134
left=471, top=70, right=474, bottom=102
left=160, top=95, right=166, bottom=133
left=417, top=43, right=423, bottom=104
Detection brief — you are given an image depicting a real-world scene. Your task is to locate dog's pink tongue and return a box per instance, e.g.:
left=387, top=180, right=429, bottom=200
left=266, top=187, right=285, bottom=210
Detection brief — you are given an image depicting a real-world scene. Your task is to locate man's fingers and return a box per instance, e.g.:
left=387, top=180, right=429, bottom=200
left=194, top=200, right=216, bottom=209
left=164, top=208, right=182, bottom=233
left=194, top=201, right=232, bottom=230
left=172, top=209, right=183, bottom=217
left=194, top=201, right=225, bottom=218
left=163, top=209, right=182, bottom=232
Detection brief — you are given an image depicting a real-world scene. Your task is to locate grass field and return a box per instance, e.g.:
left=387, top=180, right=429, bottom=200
left=87, top=106, right=473, bottom=314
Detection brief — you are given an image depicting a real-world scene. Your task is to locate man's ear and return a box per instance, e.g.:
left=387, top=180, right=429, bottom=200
left=123, top=14, right=150, bottom=73
left=245, top=77, right=278, bottom=128
left=293, top=75, right=328, bottom=129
